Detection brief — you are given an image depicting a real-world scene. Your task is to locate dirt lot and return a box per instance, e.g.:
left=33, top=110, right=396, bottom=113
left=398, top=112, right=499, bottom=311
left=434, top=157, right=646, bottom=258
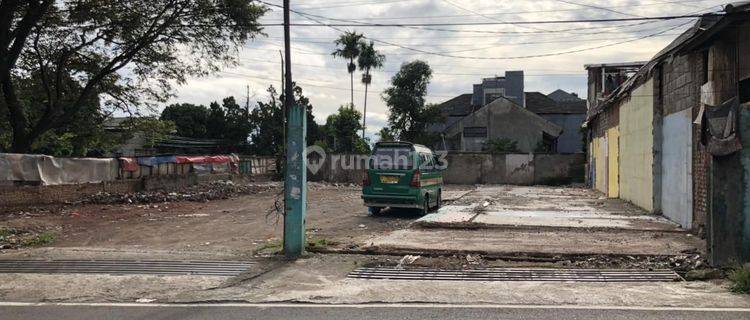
left=0, top=182, right=472, bottom=257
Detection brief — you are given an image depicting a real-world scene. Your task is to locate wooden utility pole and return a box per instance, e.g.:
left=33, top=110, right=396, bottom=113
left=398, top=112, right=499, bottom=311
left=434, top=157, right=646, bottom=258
left=282, top=0, right=306, bottom=258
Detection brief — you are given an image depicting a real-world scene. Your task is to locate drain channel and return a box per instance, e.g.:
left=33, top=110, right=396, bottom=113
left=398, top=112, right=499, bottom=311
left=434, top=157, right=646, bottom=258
left=0, top=260, right=255, bottom=276
left=348, top=267, right=681, bottom=282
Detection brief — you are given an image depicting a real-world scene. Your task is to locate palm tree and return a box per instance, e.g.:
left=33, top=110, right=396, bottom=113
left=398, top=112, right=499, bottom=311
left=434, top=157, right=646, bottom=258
left=332, top=31, right=364, bottom=108
left=357, top=41, right=385, bottom=140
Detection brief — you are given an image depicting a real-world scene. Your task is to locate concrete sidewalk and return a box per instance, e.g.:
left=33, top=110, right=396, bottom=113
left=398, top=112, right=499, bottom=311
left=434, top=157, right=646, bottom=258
left=2, top=254, right=745, bottom=308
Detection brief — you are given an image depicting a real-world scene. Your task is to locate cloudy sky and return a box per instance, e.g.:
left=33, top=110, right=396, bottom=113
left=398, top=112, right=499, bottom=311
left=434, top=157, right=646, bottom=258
left=170, top=0, right=728, bottom=141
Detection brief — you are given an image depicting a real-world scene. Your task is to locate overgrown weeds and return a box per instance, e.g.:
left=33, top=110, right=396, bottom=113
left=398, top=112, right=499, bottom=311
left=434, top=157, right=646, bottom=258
left=729, top=265, right=750, bottom=294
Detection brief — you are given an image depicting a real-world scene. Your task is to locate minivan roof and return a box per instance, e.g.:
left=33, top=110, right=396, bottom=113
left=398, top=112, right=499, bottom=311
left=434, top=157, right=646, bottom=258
left=374, top=141, right=432, bottom=154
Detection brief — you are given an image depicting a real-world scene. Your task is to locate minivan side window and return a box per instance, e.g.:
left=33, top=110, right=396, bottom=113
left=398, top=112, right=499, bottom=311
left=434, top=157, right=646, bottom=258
left=419, top=153, right=434, bottom=171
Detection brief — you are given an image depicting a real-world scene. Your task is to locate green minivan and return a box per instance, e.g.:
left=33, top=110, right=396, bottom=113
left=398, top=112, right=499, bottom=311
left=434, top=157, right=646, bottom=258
left=362, top=141, right=443, bottom=215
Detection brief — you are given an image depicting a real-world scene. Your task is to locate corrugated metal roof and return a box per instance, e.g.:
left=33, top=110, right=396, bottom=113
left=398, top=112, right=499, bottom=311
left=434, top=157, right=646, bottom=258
left=586, top=5, right=749, bottom=122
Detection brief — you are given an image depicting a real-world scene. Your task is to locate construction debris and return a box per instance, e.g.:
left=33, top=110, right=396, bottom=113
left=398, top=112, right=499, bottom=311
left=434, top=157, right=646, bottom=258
left=557, top=254, right=708, bottom=272
left=77, top=181, right=277, bottom=205
left=396, top=255, right=421, bottom=268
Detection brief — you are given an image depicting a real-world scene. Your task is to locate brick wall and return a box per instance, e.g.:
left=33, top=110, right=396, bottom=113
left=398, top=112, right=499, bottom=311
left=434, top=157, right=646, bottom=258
left=692, top=128, right=710, bottom=235
left=662, top=53, right=702, bottom=116
left=591, top=102, right=620, bottom=138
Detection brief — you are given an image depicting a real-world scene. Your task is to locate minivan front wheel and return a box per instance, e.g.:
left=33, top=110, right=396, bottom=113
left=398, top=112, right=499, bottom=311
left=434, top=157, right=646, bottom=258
left=368, top=206, right=383, bottom=215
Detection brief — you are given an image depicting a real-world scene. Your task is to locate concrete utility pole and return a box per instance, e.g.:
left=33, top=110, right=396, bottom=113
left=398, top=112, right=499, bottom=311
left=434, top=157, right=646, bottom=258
left=282, top=0, right=306, bottom=258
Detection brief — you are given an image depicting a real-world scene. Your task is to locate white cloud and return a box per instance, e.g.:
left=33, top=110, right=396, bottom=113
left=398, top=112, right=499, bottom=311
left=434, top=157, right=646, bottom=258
left=169, top=0, right=727, bottom=128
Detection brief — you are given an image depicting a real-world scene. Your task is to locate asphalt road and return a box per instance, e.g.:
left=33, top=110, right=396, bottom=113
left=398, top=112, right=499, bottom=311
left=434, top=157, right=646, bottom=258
left=1, top=303, right=750, bottom=320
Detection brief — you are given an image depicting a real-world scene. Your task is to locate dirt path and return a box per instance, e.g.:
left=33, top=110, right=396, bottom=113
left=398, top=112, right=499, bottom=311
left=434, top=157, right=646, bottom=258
left=0, top=183, right=472, bottom=257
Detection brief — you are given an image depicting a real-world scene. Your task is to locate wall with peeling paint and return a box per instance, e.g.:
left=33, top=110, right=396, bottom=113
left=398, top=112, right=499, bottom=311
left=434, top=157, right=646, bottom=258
left=661, top=108, right=693, bottom=229
left=593, top=136, right=607, bottom=193
left=606, top=127, right=620, bottom=198
left=618, top=79, right=656, bottom=212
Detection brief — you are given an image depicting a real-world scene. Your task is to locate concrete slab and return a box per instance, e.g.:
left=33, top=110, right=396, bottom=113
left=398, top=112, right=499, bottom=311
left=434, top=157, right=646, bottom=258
left=179, top=255, right=750, bottom=308
left=418, top=205, right=477, bottom=224
left=2, top=254, right=747, bottom=308
left=419, top=185, right=680, bottom=231
left=441, top=190, right=473, bottom=201
left=472, top=210, right=682, bottom=231
left=366, top=229, right=703, bottom=256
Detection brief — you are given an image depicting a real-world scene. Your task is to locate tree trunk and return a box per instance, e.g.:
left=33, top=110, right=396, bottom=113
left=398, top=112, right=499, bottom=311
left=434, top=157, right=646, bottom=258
left=350, top=70, right=354, bottom=108
left=362, top=79, right=368, bottom=140
left=1, top=76, right=33, bottom=153
left=11, top=135, right=32, bottom=153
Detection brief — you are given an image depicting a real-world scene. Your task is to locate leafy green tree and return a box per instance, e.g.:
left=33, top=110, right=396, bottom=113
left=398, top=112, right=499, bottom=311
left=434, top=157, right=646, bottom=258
left=160, top=103, right=210, bottom=138
left=0, top=0, right=267, bottom=153
left=357, top=41, right=385, bottom=140
left=322, top=106, right=369, bottom=154
left=281, top=84, right=322, bottom=145
left=248, top=87, right=283, bottom=156
left=206, top=101, right=227, bottom=139
left=0, top=74, right=113, bottom=156
left=127, top=117, right=176, bottom=149
left=219, top=96, right=252, bottom=145
left=249, top=84, right=320, bottom=156
left=377, top=127, right=395, bottom=143
left=382, top=60, right=443, bottom=145
left=332, top=31, right=365, bottom=107
left=161, top=98, right=251, bottom=145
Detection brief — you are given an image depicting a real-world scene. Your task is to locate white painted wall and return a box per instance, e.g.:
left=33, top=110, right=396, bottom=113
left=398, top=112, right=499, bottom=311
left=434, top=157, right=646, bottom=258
left=660, top=108, right=693, bottom=228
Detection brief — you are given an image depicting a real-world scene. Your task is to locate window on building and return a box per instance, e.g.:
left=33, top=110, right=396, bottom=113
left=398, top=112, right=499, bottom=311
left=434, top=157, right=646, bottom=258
left=463, top=127, right=488, bottom=138
left=702, top=50, right=709, bottom=84
left=537, top=132, right=558, bottom=153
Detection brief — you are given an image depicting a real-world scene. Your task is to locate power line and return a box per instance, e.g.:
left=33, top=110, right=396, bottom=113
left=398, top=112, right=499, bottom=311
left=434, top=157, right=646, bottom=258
left=268, top=14, right=713, bottom=26
left=555, top=0, right=643, bottom=18
left=289, top=7, right=697, bottom=60
left=257, top=1, right=718, bottom=26
left=282, top=0, right=412, bottom=10
left=255, top=32, right=681, bottom=52
left=258, top=1, right=720, bottom=37
left=262, top=0, right=714, bottom=21
left=438, top=0, right=549, bottom=32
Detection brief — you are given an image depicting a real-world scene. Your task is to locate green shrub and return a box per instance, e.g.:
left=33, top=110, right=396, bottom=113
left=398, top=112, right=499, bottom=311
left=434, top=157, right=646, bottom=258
left=23, top=232, right=55, bottom=247
left=485, top=138, right=519, bottom=153
left=729, top=265, right=750, bottom=294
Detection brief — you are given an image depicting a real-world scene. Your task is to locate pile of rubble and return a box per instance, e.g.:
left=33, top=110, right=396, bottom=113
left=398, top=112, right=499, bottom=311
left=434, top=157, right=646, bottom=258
left=558, top=252, right=707, bottom=272
left=78, top=181, right=278, bottom=205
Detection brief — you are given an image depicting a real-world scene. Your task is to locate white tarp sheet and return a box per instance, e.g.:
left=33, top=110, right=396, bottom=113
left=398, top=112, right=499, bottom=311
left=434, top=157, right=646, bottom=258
left=0, top=153, right=118, bottom=185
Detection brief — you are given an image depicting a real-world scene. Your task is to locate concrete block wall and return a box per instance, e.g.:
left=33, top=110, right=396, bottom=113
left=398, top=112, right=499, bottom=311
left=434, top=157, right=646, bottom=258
left=308, top=153, right=584, bottom=186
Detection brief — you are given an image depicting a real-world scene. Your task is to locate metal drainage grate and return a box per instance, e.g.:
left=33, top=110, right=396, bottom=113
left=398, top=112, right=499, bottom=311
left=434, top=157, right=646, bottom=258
left=348, top=267, right=681, bottom=282
left=0, top=259, right=256, bottom=276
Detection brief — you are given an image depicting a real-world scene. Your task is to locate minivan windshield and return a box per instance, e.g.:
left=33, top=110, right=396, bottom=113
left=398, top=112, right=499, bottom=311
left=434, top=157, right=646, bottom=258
left=370, top=147, right=414, bottom=170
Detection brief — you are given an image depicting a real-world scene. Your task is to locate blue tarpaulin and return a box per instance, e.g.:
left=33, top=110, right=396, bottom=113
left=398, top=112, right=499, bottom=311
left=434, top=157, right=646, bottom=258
left=137, top=155, right=177, bottom=167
